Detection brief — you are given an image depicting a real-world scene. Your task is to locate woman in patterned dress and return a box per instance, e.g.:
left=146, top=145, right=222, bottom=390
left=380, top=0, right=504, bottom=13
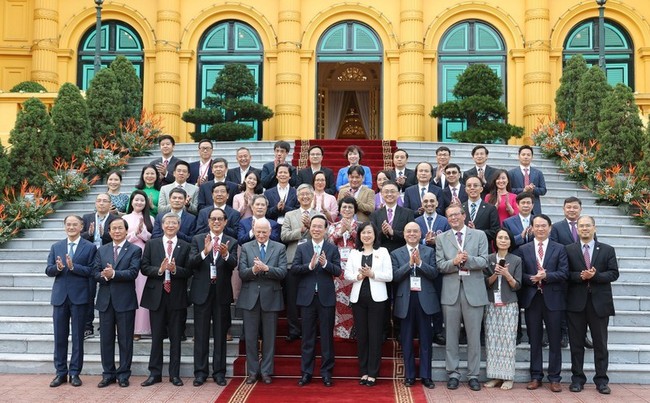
left=483, top=227, right=522, bottom=390
left=106, top=171, right=129, bottom=215
left=327, top=196, right=359, bottom=339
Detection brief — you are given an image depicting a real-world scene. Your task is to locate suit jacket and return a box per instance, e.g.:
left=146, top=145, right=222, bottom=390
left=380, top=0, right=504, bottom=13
left=188, top=233, right=238, bottom=306
left=503, top=214, right=534, bottom=247
left=46, top=238, right=97, bottom=306
left=140, top=237, right=192, bottom=311
left=93, top=240, right=141, bottom=312
left=484, top=252, right=522, bottom=304
left=387, top=168, right=416, bottom=192
left=566, top=241, right=618, bottom=316
left=391, top=244, right=440, bottom=318
left=336, top=185, right=374, bottom=223
left=196, top=179, right=239, bottom=211
left=188, top=159, right=215, bottom=186
left=261, top=161, right=297, bottom=189
left=237, top=216, right=281, bottom=245
left=194, top=204, right=240, bottom=239
left=369, top=205, right=414, bottom=252
left=150, top=156, right=179, bottom=186
left=508, top=166, right=547, bottom=215
left=403, top=183, right=444, bottom=217
left=151, top=210, right=196, bottom=243
left=226, top=166, right=262, bottom=186
left=462, top=200, right=500, bottom=245
left=550, top=219, right=577, bottom=246
left=291, top=240, right=342, bottom=307
left=297, top=166, right=336, bottom=195
left=158, top=182, right=199, bottom=215
left=463, top=165, right=497, bottom=197
left=281, top=208, right=319, bottom=263
left=431, top=167, right=449, bottom=189
left=414, top=214, right=450, bottom=245
left=435, top=228, right=489, bottom=307
left=81, top=213, right=117, bottom=246
left=516, top=239, right=568, bottom=311
left=344, top=248, right=392, bottom=303
left=264, top=186, right=298, bottom=221
left=440, top=185, right=468, bottom=214
left=236, top=240, right=287, bottom=312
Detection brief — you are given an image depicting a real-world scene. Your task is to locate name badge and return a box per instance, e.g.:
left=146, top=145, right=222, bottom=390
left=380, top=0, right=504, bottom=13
left=459, top=268, right=470, bottom=276
left=339, top=248, right=351, bottom=260
left=410, top=276, right=422, bottom=291
left=494, top=290, right=504, bottom=306
left=210, top=264, right=217, bottom=280
left=297, top=238, right=308, bottom=245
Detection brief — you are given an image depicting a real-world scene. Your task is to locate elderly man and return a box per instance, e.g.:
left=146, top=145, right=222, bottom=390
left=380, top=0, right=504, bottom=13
left=237, top=218, right=287, bottom=384
left=238, top=194, right=281, bottom=245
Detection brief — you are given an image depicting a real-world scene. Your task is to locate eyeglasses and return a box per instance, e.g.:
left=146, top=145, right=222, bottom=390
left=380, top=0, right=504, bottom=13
left=199, top=146, right=213, bottom=151
left=208, top=217, right=226, bottom=222
left=447, top=212, right=464, bottom=218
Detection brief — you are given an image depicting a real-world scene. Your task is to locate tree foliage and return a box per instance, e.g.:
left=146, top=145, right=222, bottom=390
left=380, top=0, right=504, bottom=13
left=7, top=98, right=54, bottom=187
left=182, top=63, right=273, bottom=142
left=10, top=81, right=47, bottom=93
left=0, top=142, right=10, bottom=191
left=430, top=64, right=523, bottom=143
left=110, top=56, right=142, bottom=124
left=86, top=68, right=122, bottom=140
left=555, top=54, right=588, bottom=126
left=573, top=66, right=611, bottom=142
left=50, top=83, right=92, bottom=162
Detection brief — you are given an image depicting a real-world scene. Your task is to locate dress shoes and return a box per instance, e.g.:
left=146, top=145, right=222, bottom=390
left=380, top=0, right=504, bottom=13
left=193, top=377, right=206, bottom=387
left=322, top=377, right=333, bottom=387
left=468, top=378, right=481, bottom=391
left=49, top=375, right=67, bottom=388
left=359, top=377, right=368, bottom=385
left=261, top=375, right=272, bottom=384
left=597, top=384, right=611, bottom=394
left=433, top=333, right=446, bottom=345
left=245, top=374, right=258, bottom=385
left=550, top=382, right=562, bottom=392
left=447, top=378, right=459, bottom=390
left=97, top=378, right=116, bottom=388
left=70, top=375, right=82, bottom=387
left=285, top=334, right=301, bottom=342
left=141, top=376, right=162, bottom=387
left=561, top=333, right=569, bottom=348
left=170, top=376, right=183, bottom=386
left=526, top=379, right=542, bottom=390
left=214, top=374, right=227, bottom=386
left=404, top=378, right=415, bottom=387
left=422, top=378, right=435, bottom=389
left=297, top=374, right=312, bottom=386
left=365, top=378, right=376, bottom=387
left=585, top=336, right=594, bottom=349
left=569, top=383, right=583, bottom=392
left=118, top=378, right=129, bottom=388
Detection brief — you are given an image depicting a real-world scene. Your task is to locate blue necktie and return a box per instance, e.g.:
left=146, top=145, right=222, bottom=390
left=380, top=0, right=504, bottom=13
left=68, top=242, right=76, bottom=257
left=260, top=244, right=266, bottom=260
left=426, top=216, right=433, bottom=232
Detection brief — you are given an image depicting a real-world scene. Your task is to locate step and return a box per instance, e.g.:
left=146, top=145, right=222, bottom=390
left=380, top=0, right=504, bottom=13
left=0, top=273, right=55, bottom=288
left=0, top=260, right=46, bottom=273
left=0, top=249, right=51, bottom=260
left=613, top=282, right=650, bottom=297
left=614, top=296, right=650, bottom=311
left=0, top=301, right=52, bottom=317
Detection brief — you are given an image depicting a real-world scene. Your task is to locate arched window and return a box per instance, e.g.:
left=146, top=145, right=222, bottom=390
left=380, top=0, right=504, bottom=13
left=437, top=20, right=507, bottom=142
left=197, top=20, right=264, bottom=141
left=77, top=20, right=144, bottom=90
left=564, top=19, right=634, bottom=88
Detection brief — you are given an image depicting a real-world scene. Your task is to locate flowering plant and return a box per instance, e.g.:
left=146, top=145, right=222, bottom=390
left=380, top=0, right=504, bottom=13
left=592, top=164, right=649, bottom=205
left=531, top=120, right=573, bottom=160
left=558, top=139, right=600, bottom=184
left=44, top=156, right=99, bottom=201
left=84, top=141, right=129, bottom=179
left=0, top=203, right=20, bottom=245
left=2, top=180, right=57, bottom=229
left=102, top=109, right=164, bottom=157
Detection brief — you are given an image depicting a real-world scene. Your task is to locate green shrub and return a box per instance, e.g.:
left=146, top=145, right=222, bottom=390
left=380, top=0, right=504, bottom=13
left=9, top=81, right=47, bottom=93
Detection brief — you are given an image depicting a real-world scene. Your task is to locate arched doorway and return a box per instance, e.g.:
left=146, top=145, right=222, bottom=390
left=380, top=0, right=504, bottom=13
left=316, top=21, right=382, bottom=140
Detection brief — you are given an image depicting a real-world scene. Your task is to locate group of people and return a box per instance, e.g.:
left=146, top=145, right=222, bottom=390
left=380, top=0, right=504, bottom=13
left=45, top=137, right=618, bottom=395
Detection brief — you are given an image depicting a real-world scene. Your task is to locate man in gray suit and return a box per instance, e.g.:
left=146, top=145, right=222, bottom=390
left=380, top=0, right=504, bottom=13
left=237, top=218, right=287, bottom=385
left=436, top=204, right=489, bottom=392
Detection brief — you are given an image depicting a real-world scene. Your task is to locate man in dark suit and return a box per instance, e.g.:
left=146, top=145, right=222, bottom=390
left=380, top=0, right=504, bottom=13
left=264, top=163, right=298, bottom=225
left=508, top=145, right=547, bottom=216
left=503, top=192, right=535, bottom=248
left=292, top=215, right=342, bottom=387
left=392, top=222, right=439, bottom=389
left=237, top=218, right=288, bottom=384
left=403, top=162, right=443, bottom=216
left=151, top=187, right=197, bottom=243
left=386, top=148, right=416, bottom=192
left=432, top=146, right=451, bottom=189
left=462, top=176, right=500, bottom=250
left=197, top=158, right=239, bottom=211
left=463, top=145, right=497, bottom=197
left=46, top=215, right=97, bottom=388
left=370, top=180, right=414, bottom=253
left=439, top=164, right=468, bottom=214
left=261, top=140, right=297, bottom=189
left=93, top=218, right=141, bottom=388
left=566, top=216, right=618, bottom=395
left=195, top=182, right=241, bottom=238
left=517, top=214, right=568, bottom=393
left=296, top=145, right=336, bottom=195
left=140, top=212, right=193, bottom=387
left=188, top=139, right=214, bottom=186
left=237, top=194, right=281, bottom=245
left=226, top=146, right=262, bottom=185
left=189, top=207, right=238, bottom=387
left=149, top=134, right=178, bottom=186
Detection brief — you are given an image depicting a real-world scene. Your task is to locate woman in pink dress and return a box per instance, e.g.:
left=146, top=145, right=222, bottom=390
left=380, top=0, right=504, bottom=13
left=484, top=169, right=519, bottom=224
left=312, top=170, right=339, bottom=222
left=327, top=196, right=359, bottom=339
left=232, top=171, right=261, bottom=219
left=123, top=190, right=155, bottom=339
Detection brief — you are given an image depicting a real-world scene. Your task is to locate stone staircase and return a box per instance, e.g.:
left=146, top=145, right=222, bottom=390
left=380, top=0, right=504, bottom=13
left=0, top=140, right=649, bottom=383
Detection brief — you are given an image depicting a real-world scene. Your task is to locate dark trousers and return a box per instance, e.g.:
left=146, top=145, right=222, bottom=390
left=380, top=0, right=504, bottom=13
left=300, top=297, right=335, bottom=377
left=401, top=292, right=433, bottom=379
left=85, top=277, right=97, bottom=331
left=567, top=294, right=610, bottom=386
left=53, top=298, right=87, bottom=376
left=99, top=301, right=135, bottom=380
left=351, top=297, right=386, bottom=378
left=148, top=293, right=185, bottom=378
left=193, top=287, right=230, bottom=379
left=283, top=271, right=301, bottom=337
left=525, top=292, right=563, bottom=382
left=432, top=275, right=444, bottom=335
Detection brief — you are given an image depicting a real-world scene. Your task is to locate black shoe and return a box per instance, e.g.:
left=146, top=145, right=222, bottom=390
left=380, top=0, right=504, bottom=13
left=261, top=375, right=272, bottom=384
left=214, top=374, right=227, bottom=386
left=359, top=377, right=368, bottom=385
left=433, top=333, right=446, bottom=345
left=561, top=333, right=569, bottom=348
left=597, top=384, right=611, bottom=394
left=585, top=337, right=594, bottom=349
left=49, top=375, right=67, bottom=388
left=141, top=376, right=162, bottom=387
left=422, top=378, right=435, bottom=389
left=97, top=378, right=116, bottom=388
left=516, top=336, right=522, bottom=345
left=70, top=375, right=82, bottom=387
left=468, top=378, right=481, bottom=391
left=193, top=377, right=206, bottom=387
left=118, top=378, right=129, bottom=388
left=322, top=377, right=333, bottom=387
left=245, top=374, right=258, bottom=385
left=170, top=377, right=183, bottom=386
left=569, top=383, right=583, bottom=392
left=365, top=378, right=376, bottom=387
left=404, top=378, right=415, bottom=386
left=297, top=374, right=312, bottom=386
left=181, top=334, right=187, bottom=341
left=83, top=329, right=94, bottom=340
left=285, top=334, right=301, bottom=342
left=447, top=378, right=459, bottom=390
left=542, top=333, right=549, bottom=347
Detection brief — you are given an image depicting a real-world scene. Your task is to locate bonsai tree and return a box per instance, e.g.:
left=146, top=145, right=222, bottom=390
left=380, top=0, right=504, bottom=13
left=573, top=66, right=611, bottom=142
left=430, top=63, right=523, bottom=143
left=10, top=81, right=47, bottom=93
left=596, top=83, right=645, bottom=167
left=7, top=98, right=54, bottom=187
left=86, top=68, right=122, bottom=140
left=182, top=63, right=273, bottom=141
left=555, top=54, right=588, bottom=127
left=50, top=83, right=93, bottom=162
left=110, top=56, right=142, bottom=124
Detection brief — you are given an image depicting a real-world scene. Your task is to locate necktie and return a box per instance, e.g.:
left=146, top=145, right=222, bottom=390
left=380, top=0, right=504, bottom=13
left=387, top=208, right=393, bottom=224
left=113, top=245, right=120, bottom=263
left=213, top=237, right=220, bottom=257
left=398, top=171, right=403, bottom=177
left=164, top=240, right=172, bottom=293
left=68, top=242, right=76, bottom=257
left=455, top=231, right=463, bottom=248
left=583, top=244, right=591, bottom=268
left=163, top=159, right=169, bottom=168
left=260, top=243, right=266, bottom=260
left=426, top=216, right=433, bottom=232
left=537, top=242, right=545, bottom=291
left=478, top=167, right=484, bottom=177
left=420, top=187, right=426, bottom=199
left=570, top=221, right=578, bottom=242
left=98, top=222, right=104, bottom=235
left=470, top=203, right=477, bottom=221
left=451, top=187, right=459, bottom=203
left=524, top=168, right=530, bottom=186
left=314, top=244, right=321, bottom=255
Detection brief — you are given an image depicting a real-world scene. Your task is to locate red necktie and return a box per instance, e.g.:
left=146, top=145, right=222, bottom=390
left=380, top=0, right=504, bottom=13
left=524, top=168, right=530, bottom=186
left=164, top=240, right=172, bottom=293
left=211, top=237, right=220, bottom=284
left=537, top=242, right=544, bottom=292
left=583, top=244, right=591, bottom=268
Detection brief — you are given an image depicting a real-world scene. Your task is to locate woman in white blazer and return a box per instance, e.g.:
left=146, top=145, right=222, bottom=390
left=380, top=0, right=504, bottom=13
left=344, top=222, right=393, bottom=387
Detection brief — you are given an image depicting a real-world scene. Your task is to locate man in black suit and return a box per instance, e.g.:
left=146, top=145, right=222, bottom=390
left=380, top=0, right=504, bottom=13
left=195, top=182, right=241, bottom=238
left=463, top=145, right=497, bottom=197
left=462, top=176, right=500, bottom=250
left=261, top=140, right=297, bottom=189
left=292, top=215, right=342, bottom=387
left=370, top=180, right=414, bottom=253
left=403, top=162, right=443, bottom=217
left=432, top=146, right=451, bottom=189
left=387, top=148, right=416, bottom=192
left=226, top=146, right=262, bottom=185
left=296, top=145, right=336, bottom=195
left=93, top=218, right=141, bottom=388
left=149, top=134, right=178, bottom=186
left=566, top=216, right=618, bottom=395
left=140, top=212, right=192, bottom=387
left=188, top=139, right=214, bottom=186
left=517, top=214, right=568, bottom=393
left=439, top=164, right=468, bottom=214
left=197, top=158, right=239, bottom=210
left=189, top=207, right=238, bottom=387
left=46, top=215, right=97, bottom=387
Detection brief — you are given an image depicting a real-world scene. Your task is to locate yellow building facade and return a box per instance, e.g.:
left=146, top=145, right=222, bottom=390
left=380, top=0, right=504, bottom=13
left=0, top=0, right=649, bottom=145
